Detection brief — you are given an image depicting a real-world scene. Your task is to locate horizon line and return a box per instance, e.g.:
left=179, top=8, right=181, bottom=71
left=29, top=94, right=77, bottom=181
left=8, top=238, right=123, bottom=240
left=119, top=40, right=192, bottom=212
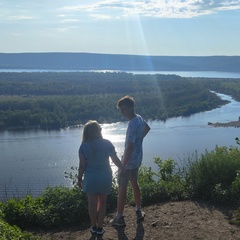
left=0, top=52, right=240, bottom=57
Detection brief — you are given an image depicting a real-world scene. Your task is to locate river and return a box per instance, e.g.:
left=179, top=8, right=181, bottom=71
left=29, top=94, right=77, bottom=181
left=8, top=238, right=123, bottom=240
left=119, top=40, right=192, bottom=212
left=0, top=71, right=240, bottom=201
left=1, top=69, right=240, bottom=79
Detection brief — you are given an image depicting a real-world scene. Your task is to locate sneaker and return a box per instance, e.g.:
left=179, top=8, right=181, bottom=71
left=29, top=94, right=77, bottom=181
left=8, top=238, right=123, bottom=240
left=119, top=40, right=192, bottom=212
left=96, top=227, right=105, bottom=235
left=136, top=210, right=145, bottom=220
left=89, top=226, right=97, bottom=234
left=110, top=215, right=126, bottom=227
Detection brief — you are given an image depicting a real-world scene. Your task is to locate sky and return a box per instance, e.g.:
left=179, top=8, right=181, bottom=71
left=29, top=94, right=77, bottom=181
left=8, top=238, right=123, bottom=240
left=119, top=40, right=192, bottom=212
left=0, top=0, right=240, bottom=56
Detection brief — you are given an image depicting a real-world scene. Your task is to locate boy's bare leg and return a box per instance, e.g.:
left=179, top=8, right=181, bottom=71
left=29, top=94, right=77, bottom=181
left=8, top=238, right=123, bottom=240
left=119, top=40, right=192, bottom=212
left=131, top=180, right=141, bottom=208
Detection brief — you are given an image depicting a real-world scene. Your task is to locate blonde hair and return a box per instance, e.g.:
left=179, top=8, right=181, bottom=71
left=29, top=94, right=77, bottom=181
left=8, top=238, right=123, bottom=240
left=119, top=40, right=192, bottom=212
left=82, top=120, right=102, bottom=142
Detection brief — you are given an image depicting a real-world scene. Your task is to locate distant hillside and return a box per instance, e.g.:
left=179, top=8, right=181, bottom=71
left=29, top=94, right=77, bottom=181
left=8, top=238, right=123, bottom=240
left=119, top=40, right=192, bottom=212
left=0, top=52, right=240, bottom=72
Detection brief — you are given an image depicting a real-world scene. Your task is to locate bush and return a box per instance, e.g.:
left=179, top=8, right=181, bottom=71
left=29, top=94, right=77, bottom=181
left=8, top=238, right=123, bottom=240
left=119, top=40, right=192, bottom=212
left=231, top=170, right=240, bottom=204
left=0, top=218, right=39, bottom=240
left=0, top=205, right=38, bottom=240
left=186, top=146, right=240, bottom=203
left=131, top=158, right=188, bottom=206
left=154, top=158, right=188, bottom=201
left=2, top=195, right=44, bottom=229
left=2, top=186, right=89, bottom=229
left=1, top=145, right=240, bottom=231
left=40, top=186, right=88, bottom=228
left=229, top=207, right=240, bottom=226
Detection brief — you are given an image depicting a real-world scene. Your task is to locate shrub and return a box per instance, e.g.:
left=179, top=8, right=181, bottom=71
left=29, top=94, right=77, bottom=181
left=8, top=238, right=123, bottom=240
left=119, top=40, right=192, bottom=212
left=0, top=218, right=39, bottom=240
left=2, top=186, right=89, bottom=229
left=231, top=170, right=240, bottom=204
left=2, top=195, right=43, bottom=229
left=186, top=146, right=240, bottom=203
left=154, top=158, right=188, bottom=201
left=129, top=166, right=162, bottom=206
left=140, top=181, right=164, bottom=206
left=40, top=186, right=89, bottom=228
left=229, top=207, right=240, bottom=226
left=130, top=158, right=188, bottom=206
left=0, top=205, right=38, bottom=240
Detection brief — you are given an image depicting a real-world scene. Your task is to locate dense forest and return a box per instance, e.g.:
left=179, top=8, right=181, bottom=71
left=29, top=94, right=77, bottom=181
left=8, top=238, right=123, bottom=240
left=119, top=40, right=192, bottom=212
left=0, top=72, right=239, bottom=130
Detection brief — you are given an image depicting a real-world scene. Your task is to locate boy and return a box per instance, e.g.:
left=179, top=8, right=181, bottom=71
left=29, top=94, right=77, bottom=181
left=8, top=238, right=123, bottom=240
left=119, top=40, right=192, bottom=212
left=110, top=95, right=150, bottom=226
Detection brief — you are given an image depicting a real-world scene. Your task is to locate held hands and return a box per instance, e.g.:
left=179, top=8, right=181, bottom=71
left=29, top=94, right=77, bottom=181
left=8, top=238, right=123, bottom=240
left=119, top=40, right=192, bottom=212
left=119, top=166, right=127, bottom=175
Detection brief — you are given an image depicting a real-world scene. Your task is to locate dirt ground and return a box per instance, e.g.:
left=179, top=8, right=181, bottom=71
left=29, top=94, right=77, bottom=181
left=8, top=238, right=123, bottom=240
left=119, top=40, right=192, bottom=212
left=36, top=200, right=240, bottom=240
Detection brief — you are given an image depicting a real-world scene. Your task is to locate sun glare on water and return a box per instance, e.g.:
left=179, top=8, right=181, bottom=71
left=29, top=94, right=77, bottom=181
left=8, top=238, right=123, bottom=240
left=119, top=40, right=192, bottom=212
left=101, top=123, right=126, bottom=173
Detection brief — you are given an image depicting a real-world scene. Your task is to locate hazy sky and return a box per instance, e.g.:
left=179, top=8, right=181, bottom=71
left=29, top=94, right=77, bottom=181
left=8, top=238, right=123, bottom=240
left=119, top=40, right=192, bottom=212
left=1, top=0, right=240, bottom=56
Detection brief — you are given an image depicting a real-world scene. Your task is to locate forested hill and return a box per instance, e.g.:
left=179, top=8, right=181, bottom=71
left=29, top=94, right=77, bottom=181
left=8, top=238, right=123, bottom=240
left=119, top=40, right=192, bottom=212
left=0, top=53, right=240, bottom=72
left=0, top=71, right=233, bottom=130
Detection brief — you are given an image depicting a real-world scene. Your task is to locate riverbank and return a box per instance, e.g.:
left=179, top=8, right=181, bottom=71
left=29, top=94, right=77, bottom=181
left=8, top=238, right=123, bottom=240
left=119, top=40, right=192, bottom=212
left=208, top=121, right=240, bottom=128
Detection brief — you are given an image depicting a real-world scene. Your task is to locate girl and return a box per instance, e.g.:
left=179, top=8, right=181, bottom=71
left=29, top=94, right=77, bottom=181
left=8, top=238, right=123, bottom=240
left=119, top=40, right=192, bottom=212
left=78, top=120, right=123, bottom=235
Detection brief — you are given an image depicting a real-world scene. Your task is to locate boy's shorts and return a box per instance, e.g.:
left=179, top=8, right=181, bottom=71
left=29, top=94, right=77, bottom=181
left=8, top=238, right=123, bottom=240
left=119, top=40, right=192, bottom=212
left=118, top=167, right=139, bottom=187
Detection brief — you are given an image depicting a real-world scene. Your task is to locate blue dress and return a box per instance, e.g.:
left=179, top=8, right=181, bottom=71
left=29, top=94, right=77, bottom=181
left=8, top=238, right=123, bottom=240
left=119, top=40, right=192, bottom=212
left=79, top=138, right=115, bottom=194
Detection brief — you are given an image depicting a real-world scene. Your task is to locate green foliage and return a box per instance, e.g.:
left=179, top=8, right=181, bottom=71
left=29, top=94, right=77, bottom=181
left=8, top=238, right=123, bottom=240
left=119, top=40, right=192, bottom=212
left=0, top=218, right=39, bottom=240
left=64, top=166, right=79, bottom=186
left=229, top=207, right=240, bottom=226
left=154, top=158, right=176, bottom=181
left=235, top=137, right=240, bottom=145
left=138, top=147, right=240, bottom=206
left=140, top=181, right=163, bottom=206
left=186, top=146, right=240, bottom=203
left=2, top=187, right=88, bottom=229
left=231, top=170, right=240, bottom=204
left=126, top=158, right=188, bottom=206
left=153, top=158, right=188, bottom=201
left=2, top=195, right=44, bottom=228
left=40, top=186, right=89, bottom=228
left=1, top=144, right=240, bottom=231
left=198, top=77, right=240, bottom=102
left=0, top=72, right=227, bottom=130
left=0, top=202, right=38, bottom=240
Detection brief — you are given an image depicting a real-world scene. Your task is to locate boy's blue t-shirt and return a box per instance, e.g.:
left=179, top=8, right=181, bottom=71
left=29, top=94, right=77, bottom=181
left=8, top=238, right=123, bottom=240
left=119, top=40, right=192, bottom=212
left=124, top=114, right=147, bottom=170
